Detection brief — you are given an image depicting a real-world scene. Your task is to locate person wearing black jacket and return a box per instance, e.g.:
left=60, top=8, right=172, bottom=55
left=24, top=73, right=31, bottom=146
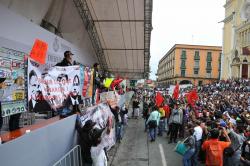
left=132, top=98, right=140, bottom=119
left=56, top=51, right=74, bottom=66
left=76, top=118, right=96, bottom=166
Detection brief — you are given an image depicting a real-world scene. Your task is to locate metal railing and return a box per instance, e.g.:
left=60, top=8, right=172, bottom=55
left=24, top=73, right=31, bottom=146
left=53, top=145, right=82, bottom=166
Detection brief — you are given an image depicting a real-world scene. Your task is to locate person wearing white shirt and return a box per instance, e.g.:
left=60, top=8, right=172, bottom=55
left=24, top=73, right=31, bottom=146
left=90, top=128, right=107, bottom=166
left=192, top=121, right=203, bottom=166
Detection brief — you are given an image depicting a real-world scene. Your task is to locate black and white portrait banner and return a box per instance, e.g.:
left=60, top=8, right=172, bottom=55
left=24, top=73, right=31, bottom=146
left=28, top=59, right=82, bottom=113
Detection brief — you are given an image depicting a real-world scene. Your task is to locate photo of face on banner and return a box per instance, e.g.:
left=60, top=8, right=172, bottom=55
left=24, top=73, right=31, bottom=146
left=72, top=75, right=80, bottom=97
left=28, top=70, right=51, bottom=113
left=28, top=59, right=82, bottom=113
left=57, top=73, right=69, bottom=100
left=29, top=70, right=42, bottom=101
left=69, top=75, right=82, bottom=105
left=63, top=75, right=83, bottom=113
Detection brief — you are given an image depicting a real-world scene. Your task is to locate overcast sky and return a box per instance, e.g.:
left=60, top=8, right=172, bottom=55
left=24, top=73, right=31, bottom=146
left=150, top=0, right=225, bottom=80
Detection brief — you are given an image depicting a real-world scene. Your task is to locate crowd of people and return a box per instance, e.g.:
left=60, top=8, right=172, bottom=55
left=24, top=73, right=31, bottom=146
left=2, top=49, right=250, bottom=166
left=141, top=79, right=250, bottom=166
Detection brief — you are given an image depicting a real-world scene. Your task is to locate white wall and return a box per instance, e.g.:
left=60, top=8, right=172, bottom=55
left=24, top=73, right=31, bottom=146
left=0, top=4, right=97, bottom=66
left=0, top=115, right=78, bottom=166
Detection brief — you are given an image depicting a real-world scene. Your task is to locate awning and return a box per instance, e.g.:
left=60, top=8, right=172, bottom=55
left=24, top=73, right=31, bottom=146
left=73, top=0, right=152, bottom=79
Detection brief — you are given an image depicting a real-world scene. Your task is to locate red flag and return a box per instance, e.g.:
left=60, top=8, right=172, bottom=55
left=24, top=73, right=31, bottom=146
left=110, top=77, right=123, bottom=90
left=187, top=89, right=199, bottom=107
left=172, top=84, right=179, bottom=100
left=155, top=92, right=164, bottom=107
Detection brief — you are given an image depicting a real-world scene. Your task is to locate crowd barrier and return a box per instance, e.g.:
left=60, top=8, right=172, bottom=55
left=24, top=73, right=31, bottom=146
left=0, top=115, right=77, bottom=166
left=53, top=145, right=82, bottom=166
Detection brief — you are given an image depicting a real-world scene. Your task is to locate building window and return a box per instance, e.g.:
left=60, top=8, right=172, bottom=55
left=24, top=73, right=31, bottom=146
left=181, top=50, right=186, bottom=59
left=207, top=61, right=211, bottom=68
left=194, top=69, right=199, bottom=75
left=181, top=60, right=186, bottom=68
left=206, top=69, right=211, bottom=73
left=181, top=69, right=185, bottom=77
left=206, top=51, right=212, bottom=72
left=207, top=52, right=212, bottom=61
left=194, top=60, right=199, bottom=68
left=194, top=51, right=200, bottom=60
left=218, top=53, right=221, bottom=71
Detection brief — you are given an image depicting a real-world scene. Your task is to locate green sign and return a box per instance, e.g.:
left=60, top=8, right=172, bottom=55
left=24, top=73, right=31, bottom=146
left=1, top=100, right=26, bottom=117
left=130, top=80, right=137, bottom=87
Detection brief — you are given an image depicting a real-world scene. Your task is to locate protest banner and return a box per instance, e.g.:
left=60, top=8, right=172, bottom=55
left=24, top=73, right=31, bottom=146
left=28, top=59, right=82, bottom=113
left=0, top=47, right=26, bottom=117
left=30, top=39, right=48, bottom=65
left=82, top=66, right=91, bottom=98
left=79, top=102, right=116, bottom=150
left=100, top=91, right=118, bottom=108
left=87, top=69, right=94, bottom=98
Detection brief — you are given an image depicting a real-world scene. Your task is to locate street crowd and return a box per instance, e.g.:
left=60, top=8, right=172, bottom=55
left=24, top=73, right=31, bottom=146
left=140, top=79, right=250, bottom=166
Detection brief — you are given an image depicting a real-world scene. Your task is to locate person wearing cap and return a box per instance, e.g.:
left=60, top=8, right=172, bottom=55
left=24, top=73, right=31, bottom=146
left=56, top=51, right=74, bottom=66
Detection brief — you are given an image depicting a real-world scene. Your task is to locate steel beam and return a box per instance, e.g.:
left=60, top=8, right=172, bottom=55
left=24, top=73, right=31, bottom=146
left=93, top=20, right=145, bottom=22
left=103, top=48, right=144, bottom=50
left=144, top=0, right=153, bottom=79
left=73, top=0, right=108, bottom=70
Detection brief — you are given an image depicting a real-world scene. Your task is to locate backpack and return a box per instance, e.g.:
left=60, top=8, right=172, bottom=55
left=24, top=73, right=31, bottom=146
left=207, top=142, right=222, bottom=166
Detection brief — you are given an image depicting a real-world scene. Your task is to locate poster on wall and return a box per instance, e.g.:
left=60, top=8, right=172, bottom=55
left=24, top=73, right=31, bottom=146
left=0, top=47, right=26, bottom=117
left=28, top=59, right=82, bottom=113
left=79, top=102, right=116, bottom=150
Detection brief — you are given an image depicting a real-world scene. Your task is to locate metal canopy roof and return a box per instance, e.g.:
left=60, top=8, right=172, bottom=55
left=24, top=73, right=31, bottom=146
left=73, top=0, right=152, bottom=79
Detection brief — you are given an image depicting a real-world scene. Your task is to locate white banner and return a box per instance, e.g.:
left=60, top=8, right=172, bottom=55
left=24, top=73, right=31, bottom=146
left=79, top=102, right=116, bottom=150
left=28, top=59, right=82, bottom=113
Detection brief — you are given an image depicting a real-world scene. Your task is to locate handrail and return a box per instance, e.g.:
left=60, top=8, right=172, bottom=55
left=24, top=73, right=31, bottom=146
left=53, top=145, right=82, bottom=166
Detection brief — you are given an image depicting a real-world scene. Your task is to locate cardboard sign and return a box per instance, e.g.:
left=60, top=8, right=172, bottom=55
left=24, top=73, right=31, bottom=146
left=30, top=39, right=48, bottom=64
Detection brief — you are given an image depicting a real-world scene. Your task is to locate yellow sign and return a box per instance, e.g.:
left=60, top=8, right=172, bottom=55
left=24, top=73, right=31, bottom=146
left=12, top=91, right=24, bottom=100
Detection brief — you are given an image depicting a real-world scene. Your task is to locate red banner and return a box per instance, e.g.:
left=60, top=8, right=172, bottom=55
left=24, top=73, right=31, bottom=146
left=172, top=84, right=179, bottom=100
